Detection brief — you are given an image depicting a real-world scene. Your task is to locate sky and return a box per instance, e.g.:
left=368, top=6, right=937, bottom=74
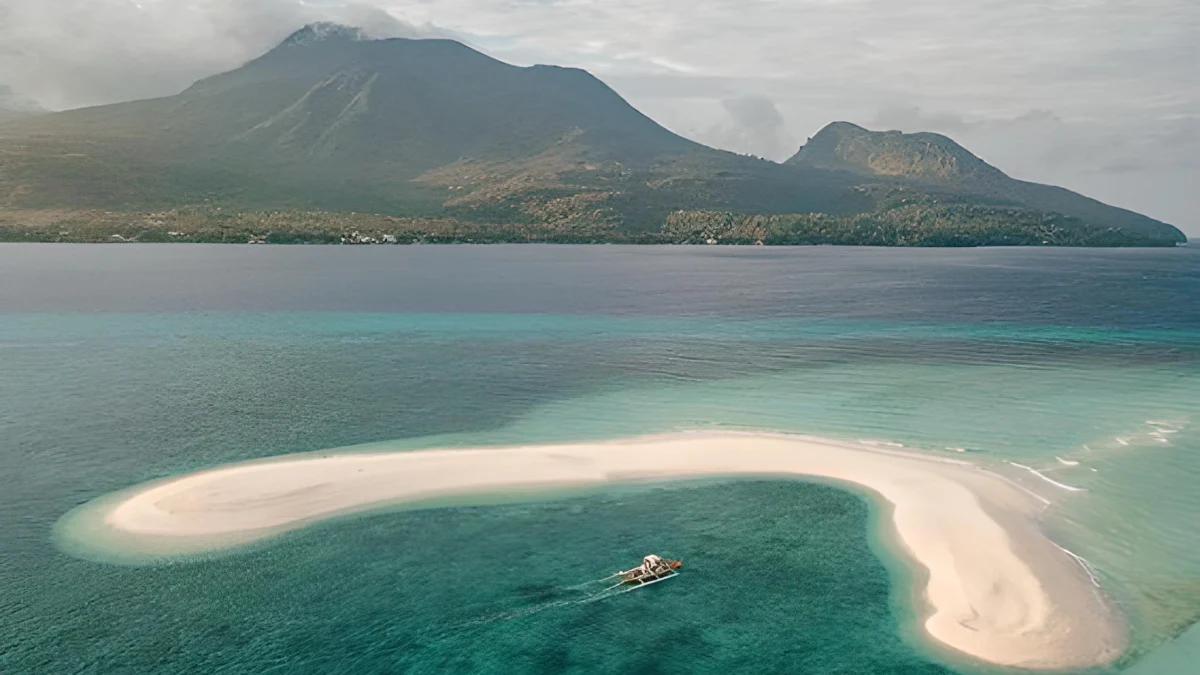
left=1, top=0, right=1196, bottom=234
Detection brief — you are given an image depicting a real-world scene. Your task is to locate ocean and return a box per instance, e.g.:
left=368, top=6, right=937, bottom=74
left=1, top=244, right=1197, bottom=674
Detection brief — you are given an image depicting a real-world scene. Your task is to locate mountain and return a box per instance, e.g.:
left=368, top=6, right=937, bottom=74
left=0, top=25, right=1185, bottom=246
left=158, top=24, right=703, bottom=171
left=0, top=24, right=870, bottom=232
left=788, top=122, right=1181, bottom=242
left=788, top=121, right=1004, bottom=181
left=0, top=85, right=45, bottom=120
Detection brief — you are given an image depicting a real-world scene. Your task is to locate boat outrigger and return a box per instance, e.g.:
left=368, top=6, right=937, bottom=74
left=618, top=554, right=682, bottom=588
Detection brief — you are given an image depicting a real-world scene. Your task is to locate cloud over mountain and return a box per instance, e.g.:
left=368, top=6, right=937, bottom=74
left=695, top=96, right=797, bottom=161
left=0, top=0, right=454, bottom=110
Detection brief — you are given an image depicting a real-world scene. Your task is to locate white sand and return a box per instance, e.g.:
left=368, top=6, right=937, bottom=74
left=90, top=432, right=1121, bottom=669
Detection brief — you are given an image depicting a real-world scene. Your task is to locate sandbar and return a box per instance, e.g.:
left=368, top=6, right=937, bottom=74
left=58, top=432, right=1123, bottom=669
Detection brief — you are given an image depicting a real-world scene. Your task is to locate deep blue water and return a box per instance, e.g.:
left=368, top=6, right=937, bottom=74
left=1, top=244, right=1197, bottom=674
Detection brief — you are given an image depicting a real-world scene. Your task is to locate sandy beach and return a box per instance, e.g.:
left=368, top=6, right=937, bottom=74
left=65, top=432, right=1122, bottom=669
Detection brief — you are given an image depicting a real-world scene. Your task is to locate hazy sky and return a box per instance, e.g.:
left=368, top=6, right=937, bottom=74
left=1, top=0, right=1196, bottom=234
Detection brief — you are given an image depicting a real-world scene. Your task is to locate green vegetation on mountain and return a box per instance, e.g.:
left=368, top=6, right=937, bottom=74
left=787, top=122, right=1181, bottom=242
left=665, top=195, right=1172, bottom=247
left=0, top=195, right=1170, bottom=247
left=0, top=24, right=1185, bottom=246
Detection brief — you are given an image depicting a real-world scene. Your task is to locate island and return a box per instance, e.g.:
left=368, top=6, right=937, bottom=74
left=0, top=25, right=1185, bottom=247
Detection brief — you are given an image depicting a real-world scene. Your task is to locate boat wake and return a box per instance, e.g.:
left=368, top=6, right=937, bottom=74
left=561, top=572, right=621, bottom=591
left=447, top=569, right=672, bottom=632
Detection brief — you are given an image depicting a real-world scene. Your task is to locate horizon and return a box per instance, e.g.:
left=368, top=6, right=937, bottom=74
left=1, top=2, right=1195, bottom=236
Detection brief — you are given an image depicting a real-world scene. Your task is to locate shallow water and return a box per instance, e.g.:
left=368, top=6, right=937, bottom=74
left=1, top=244, right=1197, bottom=673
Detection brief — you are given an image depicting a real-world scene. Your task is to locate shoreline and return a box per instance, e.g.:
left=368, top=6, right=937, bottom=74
left=55, top=431, right=1124, bottom=669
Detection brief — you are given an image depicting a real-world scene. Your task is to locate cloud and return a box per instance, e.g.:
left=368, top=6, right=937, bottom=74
left=331, top=5, right=450, bottom=40
left=0, top=0, right=455, bottom=110
left=871, top=106, right=975, bottom=133
left=696, top=96, right=797, bottom=161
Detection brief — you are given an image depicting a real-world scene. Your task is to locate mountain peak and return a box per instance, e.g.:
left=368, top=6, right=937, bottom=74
left=280, top=23, right=370, bottom=48
left=788, top=121, right=1006, bottom=183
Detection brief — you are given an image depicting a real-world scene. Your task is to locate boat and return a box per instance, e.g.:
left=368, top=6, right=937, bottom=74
left=618, top=554, right=682, bottom=587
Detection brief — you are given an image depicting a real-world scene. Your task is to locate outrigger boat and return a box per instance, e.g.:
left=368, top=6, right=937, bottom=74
left=618, top=554, right=682, bottom=588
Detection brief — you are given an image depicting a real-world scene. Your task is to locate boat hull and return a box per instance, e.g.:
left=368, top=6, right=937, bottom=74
left=619, top=559, right=682, bottom=586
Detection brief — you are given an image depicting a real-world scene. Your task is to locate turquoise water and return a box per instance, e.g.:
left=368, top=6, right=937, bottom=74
left=2, top=244, right=1198, bottom=673
left=33, top=482, right=956, bottom=673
